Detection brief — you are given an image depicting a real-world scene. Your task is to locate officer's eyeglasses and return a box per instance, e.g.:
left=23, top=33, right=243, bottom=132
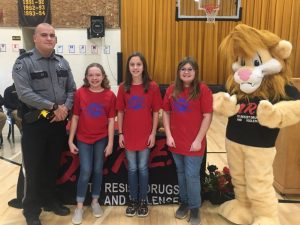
left=180, top=68, right=194, bottom=72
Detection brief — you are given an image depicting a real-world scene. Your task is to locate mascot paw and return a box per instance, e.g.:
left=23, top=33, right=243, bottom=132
left=251, top=216, right=281, bottom=225
left=218, top=199, right=253, bottom=224
left=257, top=100, right=281, bottom=128
left=213, top=92, right=240, bottom=117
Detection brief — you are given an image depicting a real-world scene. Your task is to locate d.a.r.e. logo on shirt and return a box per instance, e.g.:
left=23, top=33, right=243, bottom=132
left=173, top=97, right=190, bottom=113
left=128, top=95, right=144, bottom=110
left=85, top=103, right=104, bottom=118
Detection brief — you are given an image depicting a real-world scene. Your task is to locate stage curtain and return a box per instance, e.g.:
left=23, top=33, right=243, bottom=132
left=121, top=0, right=300, bottom=85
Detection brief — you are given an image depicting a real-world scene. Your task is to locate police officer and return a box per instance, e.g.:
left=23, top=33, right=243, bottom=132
left=12, top=23, right=76, bottom=225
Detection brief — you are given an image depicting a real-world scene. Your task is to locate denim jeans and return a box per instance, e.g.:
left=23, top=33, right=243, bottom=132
left=76, top=138, right=107, bottom=203
left=172, top=152, right=203, bottom=209
left=125, top=148, right=150, bottom=201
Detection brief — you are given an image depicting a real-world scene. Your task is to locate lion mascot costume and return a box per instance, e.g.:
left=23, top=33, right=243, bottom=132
left=214, top=24, right=300, bottom=225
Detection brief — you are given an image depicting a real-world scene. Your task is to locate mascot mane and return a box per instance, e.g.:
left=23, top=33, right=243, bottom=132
left=219, top=24, right=292, bottom=101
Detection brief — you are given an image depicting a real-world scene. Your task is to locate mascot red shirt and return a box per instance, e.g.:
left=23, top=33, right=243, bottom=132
left=214, top=24, right=300, bottom=225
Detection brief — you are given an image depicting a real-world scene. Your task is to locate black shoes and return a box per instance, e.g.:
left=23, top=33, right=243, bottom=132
left=125, top=199, right=149, bottom=217
left=43, top=203, right=70, bottom=216
left=26, top=217, right=42, bottom=225
left=137, top=200, right=148, bottom=217
left=8, top=198, right=23, bottom=209
left=24, top=202, right=69, bottom=225
left=125, top=200, right=138, bottom=216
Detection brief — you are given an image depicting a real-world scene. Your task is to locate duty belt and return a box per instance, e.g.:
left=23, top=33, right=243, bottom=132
left=23, top=110, right=54, bottom=124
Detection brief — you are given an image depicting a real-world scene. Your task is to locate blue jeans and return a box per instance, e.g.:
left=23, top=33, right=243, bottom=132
left=76, top=138, right=107, bottom=203
left=125, top=148, right=150, bottom=201
left=172, top=153, right=203, bottom=209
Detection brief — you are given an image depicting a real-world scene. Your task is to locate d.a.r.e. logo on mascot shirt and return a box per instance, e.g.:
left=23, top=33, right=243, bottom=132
left=213, top=24, right=300, bottom=225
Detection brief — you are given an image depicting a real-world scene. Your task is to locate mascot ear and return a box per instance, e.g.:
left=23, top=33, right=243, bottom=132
left=274, top=40, right=292, bottom=59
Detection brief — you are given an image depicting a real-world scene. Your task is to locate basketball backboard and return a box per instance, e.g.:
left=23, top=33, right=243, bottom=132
left=176, top=0, right=242, bottom=21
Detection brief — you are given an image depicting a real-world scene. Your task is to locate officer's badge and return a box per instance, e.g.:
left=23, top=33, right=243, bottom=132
left=14, top=61, right=23, bottom=72
left=57, top=63, right=64, bottom=70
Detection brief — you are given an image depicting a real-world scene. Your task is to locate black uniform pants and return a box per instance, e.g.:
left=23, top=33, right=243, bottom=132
left=21, top=118, right=67, bottom=218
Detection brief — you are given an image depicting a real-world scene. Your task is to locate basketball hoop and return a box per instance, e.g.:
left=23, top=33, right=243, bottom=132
left=202, top=4, right=219, bottom=23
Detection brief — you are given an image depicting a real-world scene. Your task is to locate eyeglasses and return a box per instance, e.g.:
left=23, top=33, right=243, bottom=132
left=180, top=68, right=194, bottom=72
left=39, top=33, right=56, bottom=39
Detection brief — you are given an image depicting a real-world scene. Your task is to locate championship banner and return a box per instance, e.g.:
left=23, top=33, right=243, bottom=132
left=56, top=135, right=180, bottom=206
left=18, top=0, right=51, bottom=27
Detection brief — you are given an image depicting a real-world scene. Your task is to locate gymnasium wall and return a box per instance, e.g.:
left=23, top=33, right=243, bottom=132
left=0, top=0, right=120, bottom=94
left=0, top=0, right=119, bottom=28
left=121, top=0, right=300, bottom=84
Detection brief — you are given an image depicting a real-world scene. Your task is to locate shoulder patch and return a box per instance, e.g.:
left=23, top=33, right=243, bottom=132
left=17, top=52, right=33, bottom=60
left=13, top=60, right=24, bottom=72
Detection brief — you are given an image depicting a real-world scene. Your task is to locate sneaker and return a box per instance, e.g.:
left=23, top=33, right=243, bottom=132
left=137, top=199, right=149, bottom=217
left=72, top=208, right=83, bottom=225
left=175, top=203, right=189, bottom=219
left=91, top=202, right=103, bottom=218
left=125, top=200, right=138, bottom=217
left=188, top=208, right=201, bottom=225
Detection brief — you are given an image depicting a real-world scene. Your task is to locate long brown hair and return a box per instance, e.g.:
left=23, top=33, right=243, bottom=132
left=83, top=63, right=110, bottom=89
left=124, top=52, right=152, bottom=93
left=172, top=57, right=200, bottom=100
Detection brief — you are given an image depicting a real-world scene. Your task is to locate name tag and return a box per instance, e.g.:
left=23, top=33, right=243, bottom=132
left=30, top=71, right=48, bottom=80
left=57, top=70, right=68, bottom=77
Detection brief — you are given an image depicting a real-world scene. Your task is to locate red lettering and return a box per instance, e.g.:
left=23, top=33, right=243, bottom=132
left=149, top=139, right=173, bottom=168
left=238, top=103, right=246, bottom=113
left=238, top=102, right=257, bottom=115
left=110, top=147, right=127, bottom=173
left=56, top=151, right=79, bottom=185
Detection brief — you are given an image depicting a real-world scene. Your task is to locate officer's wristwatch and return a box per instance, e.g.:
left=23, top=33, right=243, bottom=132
left=52, top=103, right=58, bottom=111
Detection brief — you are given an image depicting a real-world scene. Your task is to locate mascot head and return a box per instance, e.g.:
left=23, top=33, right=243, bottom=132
left=220, top=24, right=293, bottom=101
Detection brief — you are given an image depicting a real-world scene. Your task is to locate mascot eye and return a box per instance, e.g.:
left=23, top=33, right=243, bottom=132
left=253, top=54, right=262, bottom=67
left=241, top=59, right=245, bottom=66
left=254, top=59, right=261, bottom=66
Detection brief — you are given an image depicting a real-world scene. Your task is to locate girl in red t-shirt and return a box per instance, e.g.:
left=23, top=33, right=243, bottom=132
left=116, top=52, right=162, bottom=217
left=162, top=57, right=213, bottom=225
left=68, top=63, right=116, bottom=225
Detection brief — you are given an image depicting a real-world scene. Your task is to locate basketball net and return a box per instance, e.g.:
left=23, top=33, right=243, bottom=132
left=202, top=4, right=219, bottom=23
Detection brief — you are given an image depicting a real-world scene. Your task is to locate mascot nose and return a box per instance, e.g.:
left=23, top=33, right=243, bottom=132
left=238, top=68, right=252, bottom=81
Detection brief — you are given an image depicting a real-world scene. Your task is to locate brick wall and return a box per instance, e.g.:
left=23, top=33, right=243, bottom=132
left=0, top=0, right=119, bottom=28
left=0, top=0, right=18, bottom=26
